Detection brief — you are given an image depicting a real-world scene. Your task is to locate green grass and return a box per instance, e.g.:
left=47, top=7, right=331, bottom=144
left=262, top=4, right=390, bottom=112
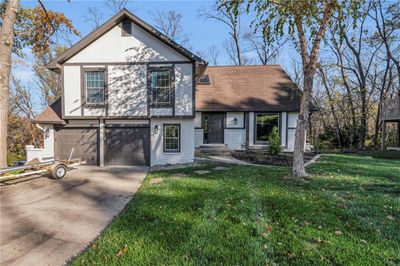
left=71, top=154, right=400, bottom=265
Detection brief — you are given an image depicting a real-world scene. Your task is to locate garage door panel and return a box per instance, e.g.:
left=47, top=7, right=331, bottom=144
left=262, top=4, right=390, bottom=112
left=105, top=127, right=149, bottom=166
left=55, top=128, right=98, bottom=165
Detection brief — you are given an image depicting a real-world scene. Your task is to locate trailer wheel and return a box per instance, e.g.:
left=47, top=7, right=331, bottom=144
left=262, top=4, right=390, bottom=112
left=51, top=164, right=67, bottom=179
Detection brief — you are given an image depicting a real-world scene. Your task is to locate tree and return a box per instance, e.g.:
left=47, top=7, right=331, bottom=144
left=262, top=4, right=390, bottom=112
left=150, top=10, right=190, bottom=47
left=243, top=29, right=286, bottom=65
left=84, top=7, right=104, bottom=30
left=230, top=0, right=361, bottom=178
left=0, top=1, right=79, bottom=167
left=105, top=0, right=128, bottom=14
left=207, top=45, right=220, bottom=66
left=33, top=45, right=67, bottom=106
left=200, top=0, right=246, bottom=65
left=1, top=0, right=19, bottom=167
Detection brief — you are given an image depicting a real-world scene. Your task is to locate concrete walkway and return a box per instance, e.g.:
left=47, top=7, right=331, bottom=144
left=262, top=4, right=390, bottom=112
left=0, top=165, right=148, bottom=266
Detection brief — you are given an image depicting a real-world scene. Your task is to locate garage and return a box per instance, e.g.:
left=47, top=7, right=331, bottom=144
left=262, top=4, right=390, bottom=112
left=54, top=128, right=98, bottom=165
left=105, top=127, right=150, bottom=166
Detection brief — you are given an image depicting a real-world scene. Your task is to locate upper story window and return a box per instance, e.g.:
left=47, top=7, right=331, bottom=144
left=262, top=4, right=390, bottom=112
left=148, top=66, right=174, bottom=107
left=121, top=19, right=131, bottom=36
left=85, top=71, right=105, bottom=104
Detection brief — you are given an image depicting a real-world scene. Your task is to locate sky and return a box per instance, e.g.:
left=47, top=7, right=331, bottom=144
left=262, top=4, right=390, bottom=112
left=15, top=0, right=300, bottom=113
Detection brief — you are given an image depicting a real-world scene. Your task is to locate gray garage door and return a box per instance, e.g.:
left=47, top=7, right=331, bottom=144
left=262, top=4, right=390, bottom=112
left=55, top=128, right=98, bottom=165
left=105, top=127, right=150, bottom=166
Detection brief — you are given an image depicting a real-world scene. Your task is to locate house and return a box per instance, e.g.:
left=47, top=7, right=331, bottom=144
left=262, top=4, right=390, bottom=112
left=31, top=9, right=302, bottom=167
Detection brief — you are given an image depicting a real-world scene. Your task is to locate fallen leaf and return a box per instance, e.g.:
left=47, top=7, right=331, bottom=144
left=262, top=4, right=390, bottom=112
left=387, top=215, right=395, bottom=221
left=335, top=230, right=343, bottom=236
left=287, top=252, right=295, bottom=258
left=360, top=239, right=368, bottom=245
left=314, top=237, right=322, bottom=243
left=116, top=244, right=128, bottom=257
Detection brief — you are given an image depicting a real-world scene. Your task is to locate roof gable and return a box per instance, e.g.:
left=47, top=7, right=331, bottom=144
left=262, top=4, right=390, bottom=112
left=46, top=9, right=206, bottom=69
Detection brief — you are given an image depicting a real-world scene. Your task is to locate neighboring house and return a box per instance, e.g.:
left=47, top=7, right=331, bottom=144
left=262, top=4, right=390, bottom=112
left=32, top=9, right=302, bottom=167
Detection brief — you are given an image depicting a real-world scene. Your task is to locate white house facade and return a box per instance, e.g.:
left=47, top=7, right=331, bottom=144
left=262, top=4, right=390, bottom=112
left=33, top=9, right=302, bottom=167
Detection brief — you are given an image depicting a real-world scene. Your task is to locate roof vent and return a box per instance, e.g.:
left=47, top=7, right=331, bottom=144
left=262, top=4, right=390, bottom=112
left=121, top=19, right=131, bottom=36
left=198, top=74, right=210, bottom=85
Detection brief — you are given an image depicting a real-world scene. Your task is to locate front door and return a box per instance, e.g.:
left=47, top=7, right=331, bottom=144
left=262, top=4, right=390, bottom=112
left=204, top=112, right=224, bottom=144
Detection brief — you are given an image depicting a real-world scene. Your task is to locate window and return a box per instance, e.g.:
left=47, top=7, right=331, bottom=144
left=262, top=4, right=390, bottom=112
left=198, top=74, right=210, bottom=85
left=148, top=67, right=173, bottom=106
left=85, top=71, right=105, bottom=104
left=121, top=20, right=131, bottom=36
left=255, top=113, right=279, bottom=144
left=164, top=124, right=180, bottom=152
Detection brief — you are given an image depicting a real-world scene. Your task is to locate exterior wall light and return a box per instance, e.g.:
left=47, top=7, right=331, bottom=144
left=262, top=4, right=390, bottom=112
left=153, top=125, right=159, bottom=135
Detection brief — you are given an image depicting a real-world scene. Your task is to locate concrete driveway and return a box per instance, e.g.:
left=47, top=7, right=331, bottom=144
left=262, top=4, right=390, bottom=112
left=0, top=165, right=148, bottom=266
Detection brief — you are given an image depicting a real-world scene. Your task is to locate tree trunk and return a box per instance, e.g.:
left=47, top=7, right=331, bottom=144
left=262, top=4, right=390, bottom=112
left=359, top=87, right=367, bottom=150
left=0, top=0, right=19, bottom=167
left=292, top=70, right=312, bottom=178
left=398, top=122, right=400, bottom=147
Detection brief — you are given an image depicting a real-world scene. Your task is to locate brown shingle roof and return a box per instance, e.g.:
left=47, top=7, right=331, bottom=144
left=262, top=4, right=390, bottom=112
left=34, top=98, right=65, bottom=124
left=196, top=65, right=301, bottom=112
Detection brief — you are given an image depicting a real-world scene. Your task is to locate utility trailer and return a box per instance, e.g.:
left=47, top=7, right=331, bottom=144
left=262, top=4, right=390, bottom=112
left=0, top=159, right=82, bottom=183
left=0, top=148, right=82, bottom=183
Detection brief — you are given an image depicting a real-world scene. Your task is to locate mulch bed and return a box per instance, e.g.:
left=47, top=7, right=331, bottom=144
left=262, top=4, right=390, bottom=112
left=231, top=150, right=317, bottom=166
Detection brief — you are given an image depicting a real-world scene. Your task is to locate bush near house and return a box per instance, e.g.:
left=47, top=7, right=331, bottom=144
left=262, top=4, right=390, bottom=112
left=268, top=126, right=282, bottom=155
left=72, top=154, right=400, bottom=265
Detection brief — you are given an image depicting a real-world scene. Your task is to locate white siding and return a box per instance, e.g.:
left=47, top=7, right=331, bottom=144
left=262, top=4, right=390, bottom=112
left=286, top=112, right=299, bottom=151
left=63, top=66, right=81, bottom=117
left=108, top=64, right=147, bottom=117
left=150, top=118, right=194, bottom=166
left=174, top=64, right=193, bottom=116
left=195, top=128, right=203, bottom=147
left=226, top=112, right=244, bottom=128
left=83, top=108, right=106, bottom=116
left=248, top=112, right=255, bottom=145
left=150, top=108, right=173, bottom=116
left=43, top=125, right=54, bottom=158
left=62, top=22, right=194, bottom=119
left=286, top=129, right=296, bottom=151
left=224, top=129, right=246, bottom=150
left=195, top=112, right=202, bottom=128
left=281, top=112, right=287, bottom=147
left=68, top=23, right=189, bottom=63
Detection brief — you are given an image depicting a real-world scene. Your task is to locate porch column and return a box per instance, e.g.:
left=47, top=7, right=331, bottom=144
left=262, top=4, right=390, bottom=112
left=381, top=121, right=386, bottom=151
left=99, top=119, right=105, bottom=167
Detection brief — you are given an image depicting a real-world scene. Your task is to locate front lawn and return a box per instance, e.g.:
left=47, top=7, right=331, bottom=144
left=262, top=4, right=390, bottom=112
left=72, top=154, right=400, bottom=265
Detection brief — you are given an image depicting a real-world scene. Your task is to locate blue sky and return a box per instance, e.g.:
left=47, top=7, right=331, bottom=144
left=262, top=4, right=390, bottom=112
left=16, top=0, right=299, bottom=113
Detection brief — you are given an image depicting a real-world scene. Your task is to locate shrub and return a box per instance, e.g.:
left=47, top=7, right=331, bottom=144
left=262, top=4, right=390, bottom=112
left=268, top=127, right=282, bottom=155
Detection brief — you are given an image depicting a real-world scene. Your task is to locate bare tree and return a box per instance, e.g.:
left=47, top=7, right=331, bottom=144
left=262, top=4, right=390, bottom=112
left=199, top=0, right=245, bottom=65
left=370, top=0, right=400, bottom=87
left=207, top=45, right=220, bottom=66
left=10, top=75, right=39, bottom=146
left=84, top=7, right=104, bottom=30
left=105, top=0, right=128, bottom=14
left=150, top=10, right=190, bottom=47
left=244, top=30, right=286, bottom=65
left=0, top=0, right=19, bottom=167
